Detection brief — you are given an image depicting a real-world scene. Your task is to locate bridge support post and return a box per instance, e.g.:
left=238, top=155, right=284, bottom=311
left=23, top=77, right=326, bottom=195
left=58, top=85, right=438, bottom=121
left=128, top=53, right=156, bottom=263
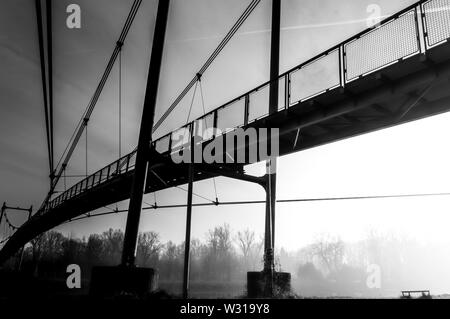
left=267, top=0, right=280, bottom=254
left=263, top=160, right=276, bottom=295
left=183, top=136, right=195, bottom=299
left=247, top=163, right=290, bottom=298
left=88, top=0, right=170, bottom=299
left=265, top=0, right=281, bottom=296
left=121, top=0, right=170, bottom=267
left=182, top=163, right=194, bottom=299
left=247, top=0, right=291, bottom=298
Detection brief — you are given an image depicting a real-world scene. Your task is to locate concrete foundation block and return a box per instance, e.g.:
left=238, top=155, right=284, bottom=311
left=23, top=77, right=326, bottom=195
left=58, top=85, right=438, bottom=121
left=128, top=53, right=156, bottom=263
left=247, top=271, right=291, bottom=298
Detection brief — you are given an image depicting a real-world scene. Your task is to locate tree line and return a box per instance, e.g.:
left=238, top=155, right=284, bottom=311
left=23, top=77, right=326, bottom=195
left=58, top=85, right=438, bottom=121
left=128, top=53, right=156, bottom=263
left=3, top=226, right=447, bottom=297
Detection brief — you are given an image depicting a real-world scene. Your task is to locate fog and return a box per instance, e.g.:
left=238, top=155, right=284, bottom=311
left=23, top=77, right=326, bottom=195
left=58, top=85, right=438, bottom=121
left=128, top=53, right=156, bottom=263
left=4, top=223, right=450, bottom=298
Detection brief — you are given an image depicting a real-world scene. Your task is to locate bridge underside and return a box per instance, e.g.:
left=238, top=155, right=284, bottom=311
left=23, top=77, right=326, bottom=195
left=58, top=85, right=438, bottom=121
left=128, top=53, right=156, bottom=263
left=2, top=39, right=450, bottom=264
left=263, top=44, right=450, bottom=157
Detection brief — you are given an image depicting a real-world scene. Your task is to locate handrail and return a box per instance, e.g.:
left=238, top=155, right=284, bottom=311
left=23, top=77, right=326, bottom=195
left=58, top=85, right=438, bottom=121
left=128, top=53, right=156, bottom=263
left=36, top=150, right=137, bottom=217
left=151, top=0, right=437, bottom=153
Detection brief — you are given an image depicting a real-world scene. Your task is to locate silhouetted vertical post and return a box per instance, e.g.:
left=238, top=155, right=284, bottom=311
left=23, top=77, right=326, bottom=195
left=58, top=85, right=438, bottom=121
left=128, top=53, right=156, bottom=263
left=183, top=134, right=195, bottom=299
left=121, top=0, right=170, bottom=266
left=263, top=0, right=280, bottom=296
left=269, top=0, right=280, bottom=247
left=263, top=175, right=273, bottom=272
left=269, top=0, right=280, bottom=115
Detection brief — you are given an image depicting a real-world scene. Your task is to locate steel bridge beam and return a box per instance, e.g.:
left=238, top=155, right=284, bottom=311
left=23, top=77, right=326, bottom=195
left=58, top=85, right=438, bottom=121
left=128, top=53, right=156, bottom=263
left=121, top=0, right=170, bottom=266
left=196, top=164, right=265, bottom=186
left=182, top=139, right=195, bottom=299
left=261, top=0, right=281, bottom=297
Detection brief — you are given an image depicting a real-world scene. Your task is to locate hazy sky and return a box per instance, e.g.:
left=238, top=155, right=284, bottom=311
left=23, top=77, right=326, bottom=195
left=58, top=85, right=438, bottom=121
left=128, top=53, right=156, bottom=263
left=3, top=0, right=450, bottom=255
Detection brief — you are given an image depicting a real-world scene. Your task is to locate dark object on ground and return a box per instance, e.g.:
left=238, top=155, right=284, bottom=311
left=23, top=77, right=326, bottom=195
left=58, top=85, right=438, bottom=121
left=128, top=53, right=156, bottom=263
left=401, top=290, right=432, bottom=299
left=147, top=289, right=173, bottom=299
left=89, top=266, right=157, bottom=299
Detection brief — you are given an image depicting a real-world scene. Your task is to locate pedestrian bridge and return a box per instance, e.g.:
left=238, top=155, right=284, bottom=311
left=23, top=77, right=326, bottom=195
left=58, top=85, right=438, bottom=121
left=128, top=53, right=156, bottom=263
left=2, top=0, right=450, bottom=263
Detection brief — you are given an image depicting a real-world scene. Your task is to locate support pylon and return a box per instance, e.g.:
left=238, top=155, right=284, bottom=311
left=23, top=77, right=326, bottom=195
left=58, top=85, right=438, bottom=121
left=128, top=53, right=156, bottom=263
left=121, top=0, right=170, bottom=267
left=261, top=0, right=281, bottom=297
left=183, top=131, right=195, bottom=299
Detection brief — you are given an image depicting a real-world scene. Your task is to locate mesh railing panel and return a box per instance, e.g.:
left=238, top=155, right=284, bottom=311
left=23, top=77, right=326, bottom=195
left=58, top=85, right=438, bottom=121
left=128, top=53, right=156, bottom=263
left=290, top=49, right=341, bottom=104
left=248, top=77, right=286, bottom=123
left=249, top=84, right=269, bottom=122
left=423, top=0, right=450, bottom=47
left=217, top=99, right=245, bottom=134
left=194, top=113, right=215, bottom=141
left=171, top=126, right=191, bottom=151
left=345, top=9, right=419, bottom=82
left=110, top=161, right=119, bottom=175
left=127, top=152, right=136, bottom=168
left=100, top=167, right=109, bottom=182
left=155, top=135, right=170, bottom=154
left=278, top=76, right=286, bottom=110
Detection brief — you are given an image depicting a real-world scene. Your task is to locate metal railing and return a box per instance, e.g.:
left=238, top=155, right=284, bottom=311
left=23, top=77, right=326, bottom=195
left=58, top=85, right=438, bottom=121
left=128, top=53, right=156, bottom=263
left=38, top=0, right=450, bottom=217
left=37, top=151, right=137, bottom=216
left=152, top=0, right=450, bottom=156
left=423, top=0, right=450, bottom=48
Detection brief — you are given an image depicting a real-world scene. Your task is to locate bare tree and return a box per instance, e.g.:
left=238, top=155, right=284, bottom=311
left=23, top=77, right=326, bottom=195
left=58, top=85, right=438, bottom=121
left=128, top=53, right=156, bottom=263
left=311, top=234, right=345, bottom=274
left=30, top=231, right=65, bottom=275
left=236, top=229, right=255, bottom=259
left=101, top=228, right=124, bottom=264
left=205, top=224, right=235, bottom=280
left=160, top=240, right=184, bottom=281
left=30, top=231, right=65, bottom=261
left=136, top=231, right=162, bottom=267
left=86, top=234, right=104, bottom=264
left=207, top=224, right=233, bottom=256
left=236, top=229, right=262, bottom=270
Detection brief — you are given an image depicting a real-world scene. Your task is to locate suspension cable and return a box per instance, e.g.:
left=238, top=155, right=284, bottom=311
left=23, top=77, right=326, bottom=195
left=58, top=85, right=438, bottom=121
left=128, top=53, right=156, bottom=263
left=186, top=82, right=198, bottom=124
left=85, top=122, right=88, bottom=176
left=175, top=185, right=215, bottom=203
left=152, top=0, right=261, bottom=134
left=63, top=191, right=450, bottom=224
left=150, top=168, right=216, bottom=203
left=199, top=80, right=219, bottom=203
left=35, top=0, right=52, bottom=177
left=119, top=48, right=122, bottom=159
left=47, top=0, right=54, bottom=178
left=45, top=0, right=143, bottom=206
left=53, top=0, right=142, bottom=174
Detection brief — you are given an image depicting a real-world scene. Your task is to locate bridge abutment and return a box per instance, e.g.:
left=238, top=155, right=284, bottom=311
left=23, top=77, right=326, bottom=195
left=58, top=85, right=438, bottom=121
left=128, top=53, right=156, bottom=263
left=247, top=271, right=291, bottom=298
